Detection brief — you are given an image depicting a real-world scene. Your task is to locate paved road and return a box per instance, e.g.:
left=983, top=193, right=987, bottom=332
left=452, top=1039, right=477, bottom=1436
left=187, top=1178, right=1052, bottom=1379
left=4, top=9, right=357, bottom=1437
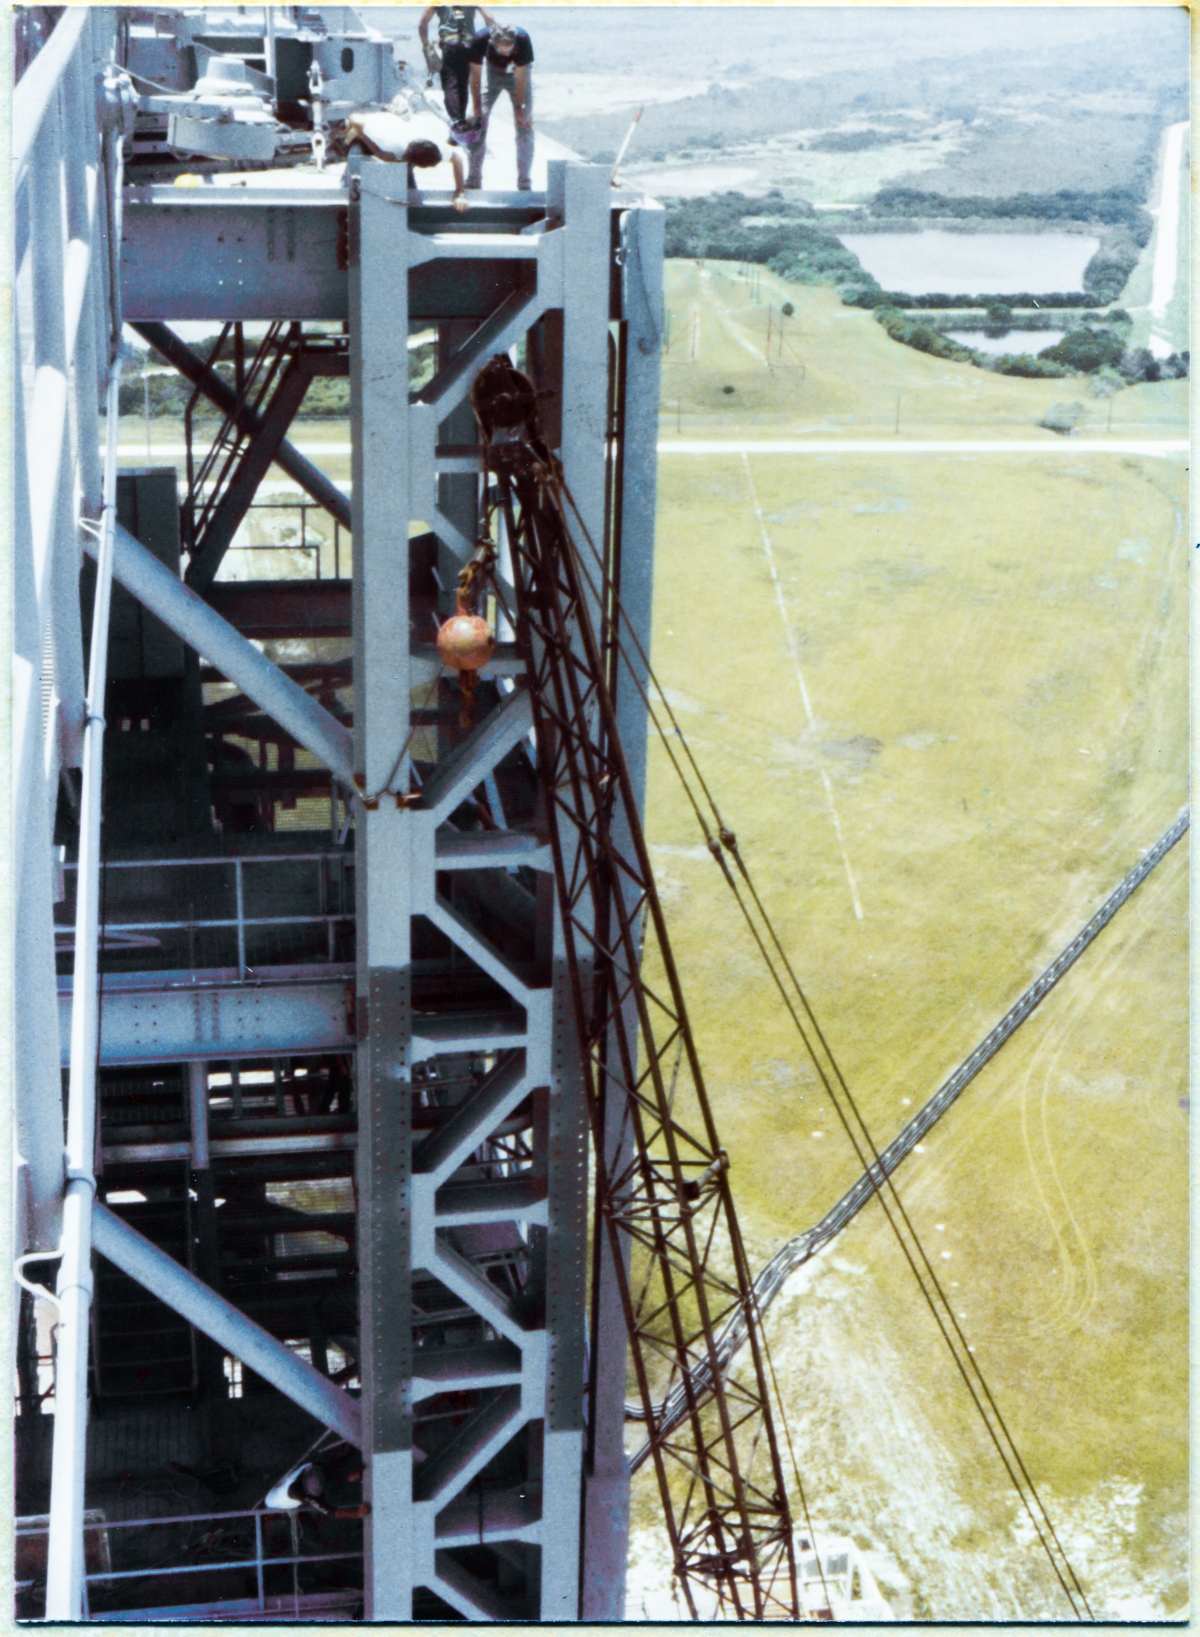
left=1148, top=120, right=1189, bottom=357
left=659, top=439, right=1188, bottom=457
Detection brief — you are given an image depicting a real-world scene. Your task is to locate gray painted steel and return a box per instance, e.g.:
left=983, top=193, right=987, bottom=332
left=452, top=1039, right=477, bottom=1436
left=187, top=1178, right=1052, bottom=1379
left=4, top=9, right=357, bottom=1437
left=343, top=156, right=632, bottom=1621
left=131, top=321, right=352, bottom=530
left=349, top=156, right=418, bottom=1621
left=87, top=522, right=356, bottom=789
left=579, top=200, right=666, bottom=1622
left=57, top=975, right=355, bottom=1066
left=91, top=1204, right=363, bottom=1444
left=19, top=48, right=662, bottom=1606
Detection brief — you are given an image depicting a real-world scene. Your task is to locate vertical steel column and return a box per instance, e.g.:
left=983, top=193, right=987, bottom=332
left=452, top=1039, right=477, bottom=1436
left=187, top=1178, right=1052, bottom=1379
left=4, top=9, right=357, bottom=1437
left=612, top=203, right=665, bottom=817
left=187, top=1060, right=225, bottom=1396
left=189, top=1062, right=211, bottom=1170
left=548, top=162, right=612, bottom=558
left=547, top=162, right=633, bottom=1622
left=542, top=160, right=614, bottom=1621
left=579, top=200, right=664, bottom=1621
left=349, top=155, right=415, bottom=1620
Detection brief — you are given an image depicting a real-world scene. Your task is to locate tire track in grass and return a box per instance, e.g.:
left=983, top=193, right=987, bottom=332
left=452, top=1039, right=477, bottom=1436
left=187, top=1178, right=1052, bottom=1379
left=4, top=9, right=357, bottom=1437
left=740, top=451, right=865, bottom=920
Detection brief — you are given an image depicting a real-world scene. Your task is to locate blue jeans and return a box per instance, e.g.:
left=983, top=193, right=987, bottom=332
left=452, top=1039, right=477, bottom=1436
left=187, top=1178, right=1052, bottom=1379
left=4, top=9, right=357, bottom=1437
left=466, top=63, right=534, bottom=190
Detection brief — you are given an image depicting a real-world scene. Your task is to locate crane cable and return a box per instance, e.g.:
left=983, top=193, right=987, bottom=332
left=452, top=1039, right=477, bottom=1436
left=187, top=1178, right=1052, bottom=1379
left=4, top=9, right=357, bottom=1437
left=531, top=466, right=1094, bottom=1622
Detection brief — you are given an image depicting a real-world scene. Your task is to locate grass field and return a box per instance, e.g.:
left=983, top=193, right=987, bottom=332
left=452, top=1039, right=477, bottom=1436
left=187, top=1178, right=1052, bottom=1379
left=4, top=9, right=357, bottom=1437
left=625, top=261, right=1188, bottom=1619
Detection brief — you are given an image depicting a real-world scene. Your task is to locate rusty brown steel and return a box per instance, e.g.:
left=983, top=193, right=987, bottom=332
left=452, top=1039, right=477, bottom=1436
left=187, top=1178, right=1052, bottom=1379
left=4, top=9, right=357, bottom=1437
left=471, top=357, right=801, bottom=1621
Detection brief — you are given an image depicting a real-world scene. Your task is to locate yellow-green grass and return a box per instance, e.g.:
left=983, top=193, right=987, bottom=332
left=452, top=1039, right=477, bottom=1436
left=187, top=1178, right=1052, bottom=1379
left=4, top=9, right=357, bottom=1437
left=658, top=261, right=1187, bottom=436
left=628, top=259, right=1187, bottom=1618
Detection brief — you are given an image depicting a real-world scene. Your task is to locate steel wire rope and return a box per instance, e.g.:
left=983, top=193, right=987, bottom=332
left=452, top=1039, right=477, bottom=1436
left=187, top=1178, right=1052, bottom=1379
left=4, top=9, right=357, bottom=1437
left=751, top=1283, right=830, bottom=1618
left=544, top=464, right=1093, bottom=1620
left=562, top=507, right=1091, bottom=1620
left=485, top=447, right=788, bottom=1621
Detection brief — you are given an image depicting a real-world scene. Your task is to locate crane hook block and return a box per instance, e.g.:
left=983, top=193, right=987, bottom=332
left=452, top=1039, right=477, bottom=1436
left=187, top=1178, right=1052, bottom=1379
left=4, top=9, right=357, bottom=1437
left=436, top=612, right=494, bottom=674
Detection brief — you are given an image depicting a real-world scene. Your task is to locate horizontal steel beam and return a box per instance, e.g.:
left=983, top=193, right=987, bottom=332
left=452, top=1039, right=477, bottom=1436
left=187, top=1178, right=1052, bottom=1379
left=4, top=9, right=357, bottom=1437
left=411, top=1011, right=526, bottom=1060
left=92, top=1203, right=362, bottom=1444
left=434, top=1178, right=547, bottom=1227
left=435, top=1486, right=539, bottom=1545
left=102, top=1131, right=356, bottom=1166
left=58, top=975, right=354, bottom=1065
left=434, top=829, right=551, bottom=872
left=411, top=1341, right=523, bottom=1400
left=204, top=579, right=351, bottom=640
left=88, top=524, right=355, bottom=789
left=121, top=198, right=540, bottom=322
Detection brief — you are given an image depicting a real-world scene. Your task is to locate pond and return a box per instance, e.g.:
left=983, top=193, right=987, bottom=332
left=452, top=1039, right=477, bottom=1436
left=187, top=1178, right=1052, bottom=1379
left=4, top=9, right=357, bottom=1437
left=838, top=230, right=1101, bottom=296
left=944, top=329, right=1065, bottom=356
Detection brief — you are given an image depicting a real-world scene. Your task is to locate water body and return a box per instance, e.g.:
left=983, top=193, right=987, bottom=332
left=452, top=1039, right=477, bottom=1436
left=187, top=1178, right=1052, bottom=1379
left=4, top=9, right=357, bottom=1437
left=945, top=328, right=1065, bottom=355
left=839, top=230, right=1100, bottom=295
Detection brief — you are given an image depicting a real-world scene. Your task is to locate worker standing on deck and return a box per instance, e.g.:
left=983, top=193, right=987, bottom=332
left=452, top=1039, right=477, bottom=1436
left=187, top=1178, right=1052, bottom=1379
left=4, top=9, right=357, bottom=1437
left=466, top=20, right=535, bottom=192
left=418, top=5, right=493, bottom=127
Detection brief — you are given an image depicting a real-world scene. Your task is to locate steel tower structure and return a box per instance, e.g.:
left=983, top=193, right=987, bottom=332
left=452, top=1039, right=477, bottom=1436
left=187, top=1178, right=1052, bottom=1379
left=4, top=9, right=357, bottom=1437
left=12, top=7, right=668, bottom=1621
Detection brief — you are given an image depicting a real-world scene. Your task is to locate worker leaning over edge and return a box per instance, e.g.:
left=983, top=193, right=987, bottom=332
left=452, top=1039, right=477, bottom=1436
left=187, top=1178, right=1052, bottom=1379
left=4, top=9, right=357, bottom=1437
left=466, top=20, right=535, bottom=192
left=343, top=92, right=470, bottom=212
left=418, top=4, right=493, bottom=128
left=265, top=1456, right=371, bottom=1521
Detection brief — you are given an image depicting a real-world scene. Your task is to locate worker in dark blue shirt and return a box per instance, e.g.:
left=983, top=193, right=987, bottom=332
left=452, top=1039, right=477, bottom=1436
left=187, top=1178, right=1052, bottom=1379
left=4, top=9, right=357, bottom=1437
left=465, top=21, right=535, bottom=191
left=418, top=5, right=493, bottom=127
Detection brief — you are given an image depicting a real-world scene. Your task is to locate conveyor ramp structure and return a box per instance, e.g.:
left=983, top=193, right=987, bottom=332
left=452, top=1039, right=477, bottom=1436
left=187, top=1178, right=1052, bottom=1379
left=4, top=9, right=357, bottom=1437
left=11, top=7, right=794, bottom=1622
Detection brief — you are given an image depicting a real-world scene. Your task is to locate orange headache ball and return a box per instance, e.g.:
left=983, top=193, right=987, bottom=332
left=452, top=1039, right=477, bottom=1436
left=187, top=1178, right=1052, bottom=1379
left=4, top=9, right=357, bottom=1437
left=436, top=612, right=495, bottom=673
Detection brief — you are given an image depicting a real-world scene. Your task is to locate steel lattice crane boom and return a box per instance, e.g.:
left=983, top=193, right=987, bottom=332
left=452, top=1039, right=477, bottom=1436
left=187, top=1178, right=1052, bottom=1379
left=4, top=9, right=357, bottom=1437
left=471, top=357, right=801, bottom=1621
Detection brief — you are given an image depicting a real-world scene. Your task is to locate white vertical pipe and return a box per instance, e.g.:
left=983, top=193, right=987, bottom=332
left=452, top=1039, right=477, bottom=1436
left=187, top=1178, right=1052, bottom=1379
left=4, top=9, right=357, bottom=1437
left=264, top=6, right=277, bottom=97
left=45, top=55, right=89, bottom=795
left=26, top=92, right=69, bottom=628
left=43, top=120, right=123, bottom=1624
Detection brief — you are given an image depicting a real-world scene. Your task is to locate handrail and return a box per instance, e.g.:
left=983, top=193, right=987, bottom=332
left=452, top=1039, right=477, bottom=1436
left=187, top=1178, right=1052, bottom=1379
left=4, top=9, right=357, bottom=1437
left=53, top=853, right=354, bottom=968
left=17, top=1503, right=361, bottom=1620
left=12, top=8, right=90, bottom=186
left=59, top=851, right=352, bottom=870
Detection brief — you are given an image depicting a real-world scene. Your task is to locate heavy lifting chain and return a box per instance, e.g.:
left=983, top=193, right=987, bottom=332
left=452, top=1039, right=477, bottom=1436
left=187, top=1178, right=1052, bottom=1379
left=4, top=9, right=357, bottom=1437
left=471, top=356, right=803, bottom=1621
